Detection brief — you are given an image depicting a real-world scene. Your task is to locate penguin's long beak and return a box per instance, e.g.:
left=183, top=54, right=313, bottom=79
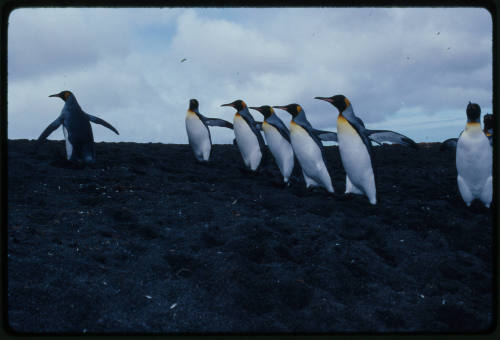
left=249, top=107, right=265, bottom=117
left=314, top=96, right=332, bottom=102
left=49, top=94, right=59, bottom=98
left=221, top=103, right=233, bottom=107
left=272, top=105, right=288, bottom=111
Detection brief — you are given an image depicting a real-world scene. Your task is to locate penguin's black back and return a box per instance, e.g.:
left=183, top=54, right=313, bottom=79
left=63, top=108, right=95, bottom=163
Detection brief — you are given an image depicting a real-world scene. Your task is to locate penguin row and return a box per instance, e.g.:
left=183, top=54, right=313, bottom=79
left=37, top=90, right=492, bottom=208
left=187, top=96, right=419, bottom=206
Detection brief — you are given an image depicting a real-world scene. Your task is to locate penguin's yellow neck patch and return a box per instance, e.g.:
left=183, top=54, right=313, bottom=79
left=344, top=98, right=350, bottom=108
left=466, top=122, right=481, bottom=130
left=485, top=131, right=492, bottom=137
left=290, top=120, right=306, bottom=134
left=187, top=109, right=196, bottom=116
left=296, top=105, right=302, bottom=113
left=337, top=115, right=356, bottom=135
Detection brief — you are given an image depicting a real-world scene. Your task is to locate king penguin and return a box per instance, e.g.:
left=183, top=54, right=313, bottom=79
left=249, top=105, right=294, bottom=183
left=483, top=113, right=493, bottom=146
left=456, top=102, right=492, bottom=208
left=38, top=90, right=119, bottom=164
left=315, top=95, right=377, bottom=204
left=221, top=99, right=265, bottom=171
left=185, top=99, right=233, bottom=162
left=273, top=104, right=334, bottom=193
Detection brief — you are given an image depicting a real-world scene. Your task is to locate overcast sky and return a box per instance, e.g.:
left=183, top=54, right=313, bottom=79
left=8, top=7, right=492, bottom=144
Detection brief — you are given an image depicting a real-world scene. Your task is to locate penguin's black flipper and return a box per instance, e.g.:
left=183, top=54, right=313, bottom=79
left=203, top=118, right=234, bottom=129
left=440, top=137, right=458, bottom=151
left=313, top=129, right=338, bottom=142
left=354, top=116, right=366, bottom=128
left=254, top=121, right=263, bottom=131
left=86, top=113, right=119, bottom=135
left=37, top=116, right=63, bottom=143
left=366, top=129, right=418, bottom=149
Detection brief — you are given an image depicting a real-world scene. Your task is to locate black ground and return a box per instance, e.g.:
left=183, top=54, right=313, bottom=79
left=6, top=139, right=494, bottom=333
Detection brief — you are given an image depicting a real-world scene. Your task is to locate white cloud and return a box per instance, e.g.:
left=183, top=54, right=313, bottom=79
left=8, top=7, right=492, bottom=143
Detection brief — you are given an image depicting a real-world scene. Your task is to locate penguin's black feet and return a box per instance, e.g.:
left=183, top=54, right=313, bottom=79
left=238, top=167, right=259, bottom=176
left=305, top=186, right=336, bottom=197
left=307, top=186, right=322, bottom=193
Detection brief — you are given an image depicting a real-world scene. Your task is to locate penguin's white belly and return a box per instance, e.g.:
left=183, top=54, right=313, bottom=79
left=263, top=122, right=294, bottom=181
left=337, top=115, right=376, bottom=204
left=456, top=129, right=492, bottom=198
left=186, top=112, right=211, bottom=161
left=234, top=114, right=262, bottom=170
left=290, top=121, right=332, bottom=191
left=62, top=126, right=73, bottom=160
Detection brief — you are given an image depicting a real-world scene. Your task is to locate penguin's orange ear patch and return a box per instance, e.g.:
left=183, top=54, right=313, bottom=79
left=296, top=105, right=302, bottom=112
left=241, top=101, right=247, bottom=108
left=269, top=107, right=275, bottom=115
left=64, top=91, right=71, bottom=99
left=344, top=98, right=350, bottom=107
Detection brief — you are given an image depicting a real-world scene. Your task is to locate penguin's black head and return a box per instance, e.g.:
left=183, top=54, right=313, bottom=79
left=466, top=102, right=481, bottom=122
left=314, top=94, right=350, bottom=113
left=221, top=99, right=247, bottom=111
left=189, top=99, right=199, bottom=111
left=49, top=90, right=73, bottom=102
left=249, top=105, right=274, bottom=119
left=272, top=103, right=303, bottom=117
left=483, top=113, right=493, bottom=130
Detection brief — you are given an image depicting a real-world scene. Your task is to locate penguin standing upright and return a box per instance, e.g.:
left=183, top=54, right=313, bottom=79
left=315, top=95, right=377, bottom=204
left=249, top=105, right=294, bottom=183
left=38, top=90, right=119, bottom=164
left=221, top=100, right=265, bottom=171
left=456, top=102, right=492, bottom=208
left=185, top=99, right=233, bottom=162
left=273, top=104, right=334, bottom=193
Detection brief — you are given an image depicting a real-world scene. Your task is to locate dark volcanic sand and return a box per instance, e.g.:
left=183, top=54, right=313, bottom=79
left=7, top=139, right=494, bottom=334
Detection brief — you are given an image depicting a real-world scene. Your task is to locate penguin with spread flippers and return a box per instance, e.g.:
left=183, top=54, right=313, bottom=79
left=185, top=99, right=233, bottom=162
left=311, top=117, right=418, bottom=148
left=38, top=90, right=119, bottom=164
left=456, top=102, right=492, bottom=208
left=249, top=105, right=294, bottom=183
left=315, top=95, right=377, bottom=204
left=221, top=99, right=265, bottom=171
left=273, top=104, right=334, bottom=193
